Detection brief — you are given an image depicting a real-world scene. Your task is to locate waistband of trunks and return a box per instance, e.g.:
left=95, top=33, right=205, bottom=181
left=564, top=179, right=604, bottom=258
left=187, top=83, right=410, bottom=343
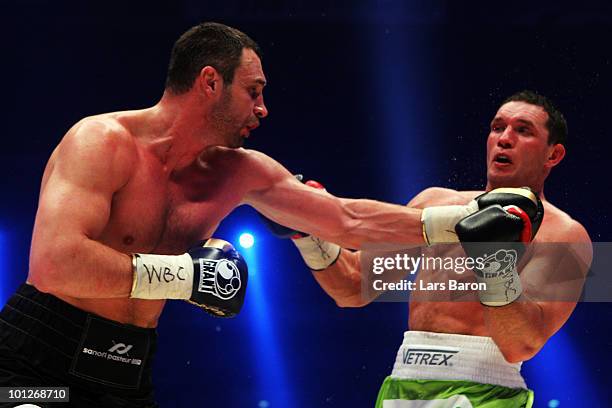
left=390, top=331, right=527, bottom=389
left=0, top=283, right=157, bottom=365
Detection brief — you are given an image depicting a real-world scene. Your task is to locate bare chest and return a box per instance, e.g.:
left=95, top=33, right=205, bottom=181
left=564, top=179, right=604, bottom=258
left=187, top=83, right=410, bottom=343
left=409, top=244, right=486, bottom=333
left=98, top=164, right=238, bottom=254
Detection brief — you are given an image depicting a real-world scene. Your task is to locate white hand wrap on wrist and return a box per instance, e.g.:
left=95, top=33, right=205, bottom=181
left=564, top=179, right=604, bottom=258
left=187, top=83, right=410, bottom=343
left=475, top=250, right=523, bottom=307
left=477, top=272, right=522, bottom=306
left=421, top=201, right=479, bottom=245
left=131, top=253, right=194, bottom=299
left=292, top=236, right=341, bottom=271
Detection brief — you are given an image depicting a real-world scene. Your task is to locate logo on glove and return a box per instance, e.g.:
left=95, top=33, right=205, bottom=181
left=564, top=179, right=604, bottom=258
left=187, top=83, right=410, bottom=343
left=479, top=249, right=517, bottom=279
left=198, top=259, right=242, bottom=300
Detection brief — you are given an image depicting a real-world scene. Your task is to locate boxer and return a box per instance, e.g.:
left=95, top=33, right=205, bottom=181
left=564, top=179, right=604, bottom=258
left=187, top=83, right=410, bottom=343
left=269, top=91, right=592, bottom=407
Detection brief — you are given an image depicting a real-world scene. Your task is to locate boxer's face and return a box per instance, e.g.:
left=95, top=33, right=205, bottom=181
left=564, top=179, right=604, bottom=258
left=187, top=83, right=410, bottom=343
left=210, top=48, right=268, bottom=148
left=486, top=101, right=553, bottom=188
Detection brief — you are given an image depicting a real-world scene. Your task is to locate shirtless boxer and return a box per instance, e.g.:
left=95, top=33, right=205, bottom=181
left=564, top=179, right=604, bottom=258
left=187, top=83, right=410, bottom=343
left=0, top=22, right=533, bottom=407
left=273, top=91, right=593, bottom=407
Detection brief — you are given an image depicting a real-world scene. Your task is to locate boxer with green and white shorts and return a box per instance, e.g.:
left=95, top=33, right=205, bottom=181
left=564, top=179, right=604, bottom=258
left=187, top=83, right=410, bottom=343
left=376, top=331, right=534, bottom=408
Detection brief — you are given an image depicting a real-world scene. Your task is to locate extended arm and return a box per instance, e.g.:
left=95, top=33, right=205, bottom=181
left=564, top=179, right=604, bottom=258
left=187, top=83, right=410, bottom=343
left=241, top=149, right=429, bottom=249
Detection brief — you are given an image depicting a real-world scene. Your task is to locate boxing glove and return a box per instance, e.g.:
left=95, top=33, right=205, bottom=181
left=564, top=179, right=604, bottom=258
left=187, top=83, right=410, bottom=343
left=454, top=193, right=543, bottom=306
left=422, top=187, right=543, bottom=245
left=131, top=238, right=248, bottom=317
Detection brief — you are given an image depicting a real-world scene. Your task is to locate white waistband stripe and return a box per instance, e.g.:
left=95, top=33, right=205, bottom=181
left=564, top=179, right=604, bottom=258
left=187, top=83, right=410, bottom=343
left=390, top=331, right=527, bottom=389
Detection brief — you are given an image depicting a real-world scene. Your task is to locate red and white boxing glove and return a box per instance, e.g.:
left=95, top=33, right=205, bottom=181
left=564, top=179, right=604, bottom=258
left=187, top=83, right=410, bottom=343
left=421, top=187, right=543, bottom=245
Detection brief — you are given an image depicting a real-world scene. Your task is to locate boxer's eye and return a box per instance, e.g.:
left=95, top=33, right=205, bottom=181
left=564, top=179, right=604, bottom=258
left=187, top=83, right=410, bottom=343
left=516, top=126, right=532, bottom=135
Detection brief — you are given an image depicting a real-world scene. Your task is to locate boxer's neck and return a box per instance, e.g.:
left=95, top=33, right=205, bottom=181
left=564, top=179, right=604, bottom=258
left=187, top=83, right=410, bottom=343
left=144, top=91, right=222, bottom=170
left=486, top=181, right=546, bottom=200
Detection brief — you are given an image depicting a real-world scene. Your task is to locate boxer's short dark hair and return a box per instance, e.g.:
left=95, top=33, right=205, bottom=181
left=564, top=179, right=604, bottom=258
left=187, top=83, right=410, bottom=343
left=165, top=22, right=261, bottom=94
left=502, top=90, right=568, bottom=146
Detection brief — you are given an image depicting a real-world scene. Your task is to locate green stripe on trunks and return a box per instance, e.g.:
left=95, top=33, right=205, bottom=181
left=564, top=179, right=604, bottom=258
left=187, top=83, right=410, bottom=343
left=375, top=376, right=534, bottom=408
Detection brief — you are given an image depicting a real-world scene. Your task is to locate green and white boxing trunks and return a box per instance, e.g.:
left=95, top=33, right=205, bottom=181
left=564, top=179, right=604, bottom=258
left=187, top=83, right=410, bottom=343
left=376, top=331, right=534, bottom=408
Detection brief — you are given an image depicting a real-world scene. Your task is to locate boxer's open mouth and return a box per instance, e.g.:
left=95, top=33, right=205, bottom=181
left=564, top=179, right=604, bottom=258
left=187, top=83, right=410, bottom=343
left=494, top=154, right=512, bottom=164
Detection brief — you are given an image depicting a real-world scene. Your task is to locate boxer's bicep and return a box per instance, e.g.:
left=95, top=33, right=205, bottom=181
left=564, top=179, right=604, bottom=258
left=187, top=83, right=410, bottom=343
left=251, top=176, right=349, bottom=240
left=31, top=123, right=135, bottom=269
left=242, top=150, right=350, bottom=241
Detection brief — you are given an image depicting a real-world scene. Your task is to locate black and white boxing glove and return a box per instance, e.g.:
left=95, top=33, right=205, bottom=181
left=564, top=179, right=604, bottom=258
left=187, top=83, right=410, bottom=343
left=130, top=238, right=248, bottom=317
left=421, top=187, right=544, bottom=245
left=260, top=177, right=341, bottom=271
left=455, top=190, right=544, bottom=306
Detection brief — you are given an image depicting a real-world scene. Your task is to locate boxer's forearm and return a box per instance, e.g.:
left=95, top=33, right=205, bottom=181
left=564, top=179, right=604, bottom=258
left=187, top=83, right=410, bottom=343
left=29, top=236, right=134, bottom=298
left=335, top=198, right=426, bottom=248
left=483, top=298, right=547, bottom=363
left=250, top=191, right=425, bottom=249
left=311, top=250, right=370, bottom=307
left=485, top=229, right=592, bottom=363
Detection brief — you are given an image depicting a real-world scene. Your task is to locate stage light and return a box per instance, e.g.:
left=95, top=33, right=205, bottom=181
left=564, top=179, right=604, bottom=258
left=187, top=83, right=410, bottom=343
left=241, top=234, right=293, bottom=406
left=239, top=233, right=254, bottom=249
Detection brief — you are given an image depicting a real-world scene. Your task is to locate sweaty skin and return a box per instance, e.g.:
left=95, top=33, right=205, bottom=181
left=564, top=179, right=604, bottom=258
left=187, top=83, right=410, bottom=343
left=310, top=101, right=592, bottom=363
left=28, top=49, right=428, bottom=329
left=314, top=187, right=591, bottom=362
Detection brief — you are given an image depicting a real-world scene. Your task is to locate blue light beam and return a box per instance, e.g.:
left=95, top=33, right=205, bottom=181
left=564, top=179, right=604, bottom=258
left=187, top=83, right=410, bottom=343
left=239, top=231, right=294, bottom=407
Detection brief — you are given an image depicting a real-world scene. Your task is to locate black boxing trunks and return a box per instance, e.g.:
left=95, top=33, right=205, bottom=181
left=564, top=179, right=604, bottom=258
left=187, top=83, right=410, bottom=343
left=0, top=284, right=158, bottom=407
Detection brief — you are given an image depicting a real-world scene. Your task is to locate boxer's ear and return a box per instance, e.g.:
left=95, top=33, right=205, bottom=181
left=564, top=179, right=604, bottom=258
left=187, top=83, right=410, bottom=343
left=198, top=66, right=222, bottom=96
left=545, top=144, right=565, bottom=168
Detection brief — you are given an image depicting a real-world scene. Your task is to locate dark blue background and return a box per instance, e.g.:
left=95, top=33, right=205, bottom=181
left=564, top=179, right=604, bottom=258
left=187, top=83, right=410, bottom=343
left=1, top=1, right=611, bottom=407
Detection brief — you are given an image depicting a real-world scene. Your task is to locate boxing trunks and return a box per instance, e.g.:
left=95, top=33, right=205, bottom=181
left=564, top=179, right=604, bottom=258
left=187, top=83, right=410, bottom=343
left=376, top=331, right=534, bottom=408
left=0, top=284, right=158, bottom=407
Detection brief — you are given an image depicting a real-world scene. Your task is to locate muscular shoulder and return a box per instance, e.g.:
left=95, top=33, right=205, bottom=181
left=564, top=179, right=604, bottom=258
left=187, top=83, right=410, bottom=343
left=196, top=147, right=288, bottom=201
left=540, top=201, right=591, bottom=244
left=199, top=146, right=256, bottom=166
left=200, top=147, right=287, bottom=188
left=227, top=148, right=279, bottom=173
left=197, top=146, right=251, bottom=178
left=59, top=116, right=135, bottom=156
left=52, top=116, right=138, bottom=188
left=407, top=187, right=478, bottom=208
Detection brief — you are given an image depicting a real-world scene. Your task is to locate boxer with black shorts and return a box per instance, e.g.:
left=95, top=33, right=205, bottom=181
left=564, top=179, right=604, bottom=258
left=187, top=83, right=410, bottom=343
left=0, top=22, right=520, bottom=407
